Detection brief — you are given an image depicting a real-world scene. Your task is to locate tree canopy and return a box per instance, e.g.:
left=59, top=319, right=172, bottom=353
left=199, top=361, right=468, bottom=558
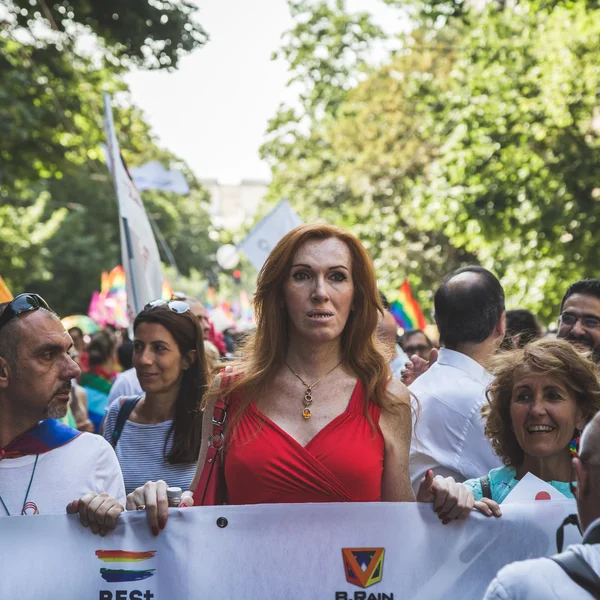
left=262, top=0, right=600, bottom=322
left=0, top=1, right=216, bottom=316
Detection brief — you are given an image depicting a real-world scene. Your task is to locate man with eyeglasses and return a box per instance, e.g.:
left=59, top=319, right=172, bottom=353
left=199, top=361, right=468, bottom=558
left=0, top=294, right=125, bottom=533
left=401, top=329, right=434, bottom=362
left=483, top=412, right=600, bottom=599
left=557, top=279, right=600, bottom=363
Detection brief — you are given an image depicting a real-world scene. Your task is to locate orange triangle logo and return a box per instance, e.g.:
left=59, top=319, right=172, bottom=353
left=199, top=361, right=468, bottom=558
left=342, top=548, right=385, bottom=588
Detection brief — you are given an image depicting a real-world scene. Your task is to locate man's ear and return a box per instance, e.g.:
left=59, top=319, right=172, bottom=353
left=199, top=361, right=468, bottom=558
left=497, top=311, right=507, bottom=340
left=0, top=357, right=10, bottom=389
left=573, top=457, right=587, bottom=499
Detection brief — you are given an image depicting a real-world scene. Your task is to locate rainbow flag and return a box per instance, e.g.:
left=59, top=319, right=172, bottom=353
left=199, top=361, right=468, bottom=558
left=389, top=280, right=427, bottom=330
left=161, top=280, right=173, bottom=301
left=0, top=276, right=13, bottom=302
left=205, top=286, right=217, bottom=309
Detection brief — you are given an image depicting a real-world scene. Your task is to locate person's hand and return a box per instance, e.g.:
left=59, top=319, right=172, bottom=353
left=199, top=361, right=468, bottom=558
left=180, top=490, right=195, bottom=508
left=76, top=418, right=95, bottom=433
left=416, top=469, right=474, bottom=524
left=66, top=492, right=124, bottom=536
left=474, top=497, right=502, bottom=518
left=126, top=480, right=193, bottom=535
left=402, top=348, right=439, bottom=386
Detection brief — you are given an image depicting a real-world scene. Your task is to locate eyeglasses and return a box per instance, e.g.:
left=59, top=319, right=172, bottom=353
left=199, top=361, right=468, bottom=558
left=144, top=299, right=190, bottom=314
left=559, top=312, right=600, bottom=329
left=404, top=344, right=430, bottom=354
left=0, top=293, right=50, bottom=330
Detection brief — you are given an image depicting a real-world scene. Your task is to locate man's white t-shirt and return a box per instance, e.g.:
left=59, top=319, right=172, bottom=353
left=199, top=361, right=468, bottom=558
left=0, top=433, right=126, bottom=516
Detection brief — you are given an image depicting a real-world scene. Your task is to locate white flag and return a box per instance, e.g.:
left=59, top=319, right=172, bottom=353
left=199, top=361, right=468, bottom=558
left=238, top=200, right=302, bottom=271
left=130, top=161, right=190, bottom=195
left=103, top=94, right=163, bottom=319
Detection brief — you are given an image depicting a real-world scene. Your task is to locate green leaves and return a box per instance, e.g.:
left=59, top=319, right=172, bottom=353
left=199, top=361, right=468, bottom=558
left=0, top=2, right=215, bottom=315
left=264, top=0, right=600, bottom=321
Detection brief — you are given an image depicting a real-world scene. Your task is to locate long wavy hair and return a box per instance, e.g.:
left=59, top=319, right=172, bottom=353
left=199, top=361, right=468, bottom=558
left=134, top=306, right=208, bottom=463
left=202, top=223, right=403, bottom=427
left=483, top=338, right=600, bottom=466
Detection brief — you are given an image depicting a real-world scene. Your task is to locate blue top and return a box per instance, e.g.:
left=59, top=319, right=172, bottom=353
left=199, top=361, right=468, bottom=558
left=103, top=398, right=198, bottom=495
left=463, top=465, right=574, bottom=503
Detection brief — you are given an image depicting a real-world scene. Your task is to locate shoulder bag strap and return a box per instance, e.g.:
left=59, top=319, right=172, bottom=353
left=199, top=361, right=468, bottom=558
left=111, top=395, right=143, bottom=448
left=479, top=475, right=492, bottom=500
left=193, top=394, right=230, bottom=505
left=551, top=550, right=600, bottom=597
left=193, top=369, right=233, bottom=505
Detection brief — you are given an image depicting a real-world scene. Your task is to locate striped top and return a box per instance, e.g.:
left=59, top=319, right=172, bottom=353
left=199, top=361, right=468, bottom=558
left=103, top=398, right=198, bottom=495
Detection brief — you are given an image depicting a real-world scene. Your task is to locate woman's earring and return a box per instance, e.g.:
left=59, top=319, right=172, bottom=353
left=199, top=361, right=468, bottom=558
left=569, top=429, right=581, bottom=457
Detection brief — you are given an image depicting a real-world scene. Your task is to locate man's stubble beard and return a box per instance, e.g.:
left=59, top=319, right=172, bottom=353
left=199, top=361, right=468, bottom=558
left=43, top=400, right=69, bottom=420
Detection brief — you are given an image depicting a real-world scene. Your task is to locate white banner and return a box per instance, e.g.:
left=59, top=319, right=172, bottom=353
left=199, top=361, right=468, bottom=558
left=130, top=161, right=190, bottom=195
left=0, top=501, right=581, bottom=599
left=238, top=200, right=302, bottom=271
left=103, top=94, right=163, bottom=318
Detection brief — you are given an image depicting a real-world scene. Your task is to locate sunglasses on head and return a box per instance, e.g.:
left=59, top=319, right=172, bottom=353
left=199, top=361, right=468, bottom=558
left=144, top=299, right=190, bottom=314
left=0, top=293, right=50, bottom=330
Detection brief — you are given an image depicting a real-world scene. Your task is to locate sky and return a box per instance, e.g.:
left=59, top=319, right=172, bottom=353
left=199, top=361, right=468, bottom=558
left=126, top=1, right=405, bottom=185
left=126, top=0, right=296, bottom=184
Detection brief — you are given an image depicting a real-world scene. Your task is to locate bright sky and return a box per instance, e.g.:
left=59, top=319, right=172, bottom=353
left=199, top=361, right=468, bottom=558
left=126, top=1, right=405, bottom=184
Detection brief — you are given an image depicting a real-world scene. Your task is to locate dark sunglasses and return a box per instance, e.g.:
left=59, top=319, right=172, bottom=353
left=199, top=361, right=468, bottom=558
left=0, top=293, right=50, bottom=330
left=144, top=299, right=190, bottom=314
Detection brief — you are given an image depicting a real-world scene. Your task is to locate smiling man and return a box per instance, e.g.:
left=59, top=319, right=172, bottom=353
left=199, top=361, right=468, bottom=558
left=557, top=280, right=600, bottom=363
left=0, top=294, right=125, bottom=532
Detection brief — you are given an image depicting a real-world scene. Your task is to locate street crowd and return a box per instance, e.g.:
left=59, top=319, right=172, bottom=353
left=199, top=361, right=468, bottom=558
left=1, top=223, right=599, bottom=598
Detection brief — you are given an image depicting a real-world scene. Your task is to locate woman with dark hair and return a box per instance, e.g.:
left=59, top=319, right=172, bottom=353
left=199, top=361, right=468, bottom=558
left=127, top=223, right=471, bottom=530
left=463, top=338, right=600, bottom=514
left=102, top=301, right=208, bottom=496
left=79, top=332, right=117, bottom=432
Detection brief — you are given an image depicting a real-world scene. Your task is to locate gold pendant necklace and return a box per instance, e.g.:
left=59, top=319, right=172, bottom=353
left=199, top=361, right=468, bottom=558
left=285, top=360, right=342, bottom=420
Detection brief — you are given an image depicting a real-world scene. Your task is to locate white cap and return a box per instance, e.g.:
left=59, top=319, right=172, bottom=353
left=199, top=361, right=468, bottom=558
left=167, top=487, right=183, bottom=499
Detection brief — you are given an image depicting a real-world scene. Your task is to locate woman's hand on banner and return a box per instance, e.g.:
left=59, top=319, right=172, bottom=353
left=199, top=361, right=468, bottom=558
left=473, top=497, right=502, bottom=518
left=416, top=469, right=474, bottom=523
left=66, top=492, right=124, bottom=536
left=181, top=490, right=195, bottom=507
left=126, top=480, right=170, bottom=536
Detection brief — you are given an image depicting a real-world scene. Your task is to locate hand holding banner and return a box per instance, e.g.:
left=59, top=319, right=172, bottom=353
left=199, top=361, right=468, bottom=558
left=0, top=501, right=581, bottom=600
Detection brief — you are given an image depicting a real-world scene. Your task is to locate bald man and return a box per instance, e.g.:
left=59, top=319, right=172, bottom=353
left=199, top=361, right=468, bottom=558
left=409, top=266, right=505, bottom=493
left=483, top=413, right=600, bottom=599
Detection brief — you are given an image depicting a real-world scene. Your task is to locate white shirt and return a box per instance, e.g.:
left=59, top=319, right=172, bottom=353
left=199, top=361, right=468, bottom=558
left=483, top=517, right=600, bottom=599
left=409, top=347, right=502, bottom=492
left=390, top=344, right=410, bottom=379
left=0, top=433, right=126, bottom=516
left=106, top=368, right=143, bottom=406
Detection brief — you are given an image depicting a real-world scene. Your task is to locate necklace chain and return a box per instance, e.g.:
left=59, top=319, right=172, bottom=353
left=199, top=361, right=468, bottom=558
left=285, top=360, right=342, bottom=420
left=0, top=453, right=39, bottom=516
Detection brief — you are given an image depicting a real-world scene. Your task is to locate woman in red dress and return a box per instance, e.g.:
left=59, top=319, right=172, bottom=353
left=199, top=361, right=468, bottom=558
left=128, top=224, right=472, bottom=531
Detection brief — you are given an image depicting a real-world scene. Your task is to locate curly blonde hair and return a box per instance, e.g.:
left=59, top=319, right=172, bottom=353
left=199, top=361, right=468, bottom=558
left=483, top=338, right=600, bottom=466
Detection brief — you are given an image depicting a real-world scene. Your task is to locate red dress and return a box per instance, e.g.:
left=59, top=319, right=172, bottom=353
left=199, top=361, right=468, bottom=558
left=224, top=380, right=384, bottom=504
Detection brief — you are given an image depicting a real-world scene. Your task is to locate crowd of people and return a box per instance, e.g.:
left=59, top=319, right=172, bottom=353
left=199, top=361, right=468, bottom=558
left=1, top=223, right=599, bottom=597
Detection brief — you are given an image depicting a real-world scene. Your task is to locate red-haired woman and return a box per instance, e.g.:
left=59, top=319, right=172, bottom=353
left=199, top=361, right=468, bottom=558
left=128, top=224, right=472, bottom=530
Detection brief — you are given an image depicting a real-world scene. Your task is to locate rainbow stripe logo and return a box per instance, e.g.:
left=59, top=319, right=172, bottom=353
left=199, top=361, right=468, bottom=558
left=95, top=550, right=157, bottom=582
left=22, top=501, right=39, bottom=515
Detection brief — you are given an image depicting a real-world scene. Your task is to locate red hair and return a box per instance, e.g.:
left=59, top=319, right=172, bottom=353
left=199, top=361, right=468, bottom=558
left=202, top=223, right=404, bottom=427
